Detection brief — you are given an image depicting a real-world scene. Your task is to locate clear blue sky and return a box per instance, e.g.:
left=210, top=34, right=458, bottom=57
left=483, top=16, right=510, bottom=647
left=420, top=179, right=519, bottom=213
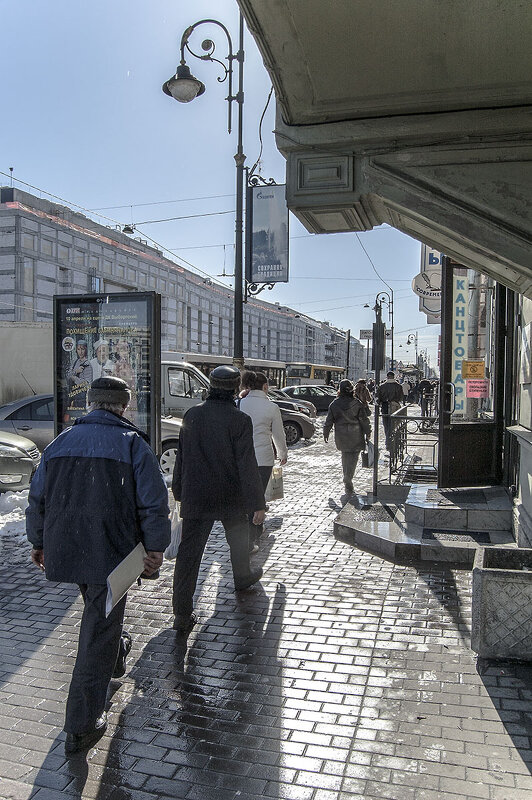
left=0, top=0, right=439, bottom=371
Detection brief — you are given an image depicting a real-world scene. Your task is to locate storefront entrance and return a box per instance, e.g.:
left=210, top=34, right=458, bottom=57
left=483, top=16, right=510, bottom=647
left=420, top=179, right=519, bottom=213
left=438, top=257, right=510, bottom=488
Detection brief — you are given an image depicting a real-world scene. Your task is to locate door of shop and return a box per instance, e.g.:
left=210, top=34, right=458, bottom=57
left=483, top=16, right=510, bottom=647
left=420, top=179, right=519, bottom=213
left=438, top=258, right=506, bottom=487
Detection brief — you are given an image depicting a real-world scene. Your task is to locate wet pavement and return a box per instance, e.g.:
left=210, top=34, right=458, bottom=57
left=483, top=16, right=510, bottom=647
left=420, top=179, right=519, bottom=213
left=1, top=418, right=532, bottom=799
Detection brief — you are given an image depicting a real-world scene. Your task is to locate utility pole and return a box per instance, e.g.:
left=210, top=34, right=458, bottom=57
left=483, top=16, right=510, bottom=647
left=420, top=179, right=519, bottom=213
left=345, top=329, right=351, bottom=379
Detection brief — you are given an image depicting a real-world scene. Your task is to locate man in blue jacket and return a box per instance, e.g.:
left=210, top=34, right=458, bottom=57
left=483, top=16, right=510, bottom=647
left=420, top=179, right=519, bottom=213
left=26, top=376, right=170, bottom=754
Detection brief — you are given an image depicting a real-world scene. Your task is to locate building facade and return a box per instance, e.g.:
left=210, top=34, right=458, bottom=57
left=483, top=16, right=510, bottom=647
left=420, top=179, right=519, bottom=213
left=0, top=187, right=366, bottom=379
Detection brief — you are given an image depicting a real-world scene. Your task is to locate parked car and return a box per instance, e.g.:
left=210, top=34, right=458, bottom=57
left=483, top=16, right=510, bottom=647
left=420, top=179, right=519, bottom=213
left=279, top=407, right=315, bottom=446
left=0, top=394, right=187, bottom=476
left=0, top=394, right=55, bottom=452
left=268, top=389, right=317, bottom=419
left=0, top=430, right=41, bottom=493
left=281, top=385, right=336, bottom=412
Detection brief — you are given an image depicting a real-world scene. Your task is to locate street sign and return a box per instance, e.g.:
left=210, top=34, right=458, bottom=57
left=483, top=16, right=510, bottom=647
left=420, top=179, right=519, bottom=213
left=360, top=329, right=391, bottom=339
left=466, top=379, right=489, bottom=398
left=462, top=360, right=485, bottom=379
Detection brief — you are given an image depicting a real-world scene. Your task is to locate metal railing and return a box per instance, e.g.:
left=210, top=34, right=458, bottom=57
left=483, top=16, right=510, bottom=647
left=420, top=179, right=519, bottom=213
left=381, top=404, right=438, bottom=484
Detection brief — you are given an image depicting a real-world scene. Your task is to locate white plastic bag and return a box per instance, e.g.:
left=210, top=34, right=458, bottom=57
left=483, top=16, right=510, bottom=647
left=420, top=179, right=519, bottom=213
left=164, top=504, right=182, bottom=560
left=265, top=465, right=284, bottom=502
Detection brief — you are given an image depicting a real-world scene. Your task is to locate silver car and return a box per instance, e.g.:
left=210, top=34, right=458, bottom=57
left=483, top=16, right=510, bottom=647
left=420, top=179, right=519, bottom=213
left=0, top=394, right=54, bottom=452
left=0, top=430, right=41, bottom=493
left=0, top=393, right=183, bottom=476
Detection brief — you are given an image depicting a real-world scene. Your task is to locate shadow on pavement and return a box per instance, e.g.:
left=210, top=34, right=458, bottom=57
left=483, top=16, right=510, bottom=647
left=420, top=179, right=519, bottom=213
left=476, top=658, right=532, bottom=776
left=33, top=579, right=287, bottom=799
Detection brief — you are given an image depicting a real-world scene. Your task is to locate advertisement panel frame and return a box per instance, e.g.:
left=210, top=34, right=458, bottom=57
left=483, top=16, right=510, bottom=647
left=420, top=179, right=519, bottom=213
left=53, top=292, right=161, bottom=453
left=245, top=183, right=289, bottom=285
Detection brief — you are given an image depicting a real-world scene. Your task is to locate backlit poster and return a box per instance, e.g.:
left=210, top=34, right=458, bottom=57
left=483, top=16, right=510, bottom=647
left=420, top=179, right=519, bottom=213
left=54, top=292, right=160, bottom=450
left=246, top=184, right=289, bottom=284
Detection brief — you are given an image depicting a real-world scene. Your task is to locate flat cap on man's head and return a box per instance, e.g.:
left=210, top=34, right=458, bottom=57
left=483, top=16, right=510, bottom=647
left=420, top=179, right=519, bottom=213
left=209, top=365, right=241, bottom=392
left=88, top=376, right=130, bottom=406
left=93, top=338, right=108, bottom=351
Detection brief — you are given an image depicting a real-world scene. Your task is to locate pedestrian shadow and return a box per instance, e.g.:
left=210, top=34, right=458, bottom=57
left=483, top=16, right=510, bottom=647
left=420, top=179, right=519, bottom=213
left=69, top=581, right=287, bottom=799
left=411, top=559, right=472, bottom=642
left=0, top=535, right=80, bottom=694
left=476, top=658, right=532, bottom=776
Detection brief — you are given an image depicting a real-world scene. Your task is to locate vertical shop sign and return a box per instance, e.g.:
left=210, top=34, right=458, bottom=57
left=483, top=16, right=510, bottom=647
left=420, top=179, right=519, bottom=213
left=451, top=270, right=469, bottom=417
left=54, top=292, right=161, bottom=451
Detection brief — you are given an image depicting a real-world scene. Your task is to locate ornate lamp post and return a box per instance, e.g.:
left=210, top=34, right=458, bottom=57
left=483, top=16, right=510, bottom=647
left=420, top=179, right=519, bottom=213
left=406, top=332, right=418, bottom=367
left=162, top=14, right=246, bottom=368
left=375, top=290, right=394, bottom=371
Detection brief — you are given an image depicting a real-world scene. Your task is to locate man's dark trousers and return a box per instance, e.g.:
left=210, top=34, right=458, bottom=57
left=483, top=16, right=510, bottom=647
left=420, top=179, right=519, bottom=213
left=64, top=585, right=126, bottom=734
left=172, top=515, right=251, bottom=617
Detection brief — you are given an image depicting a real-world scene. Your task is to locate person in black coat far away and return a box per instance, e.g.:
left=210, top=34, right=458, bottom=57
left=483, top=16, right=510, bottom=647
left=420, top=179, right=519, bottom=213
left=171, top=365, right=265, bottom=634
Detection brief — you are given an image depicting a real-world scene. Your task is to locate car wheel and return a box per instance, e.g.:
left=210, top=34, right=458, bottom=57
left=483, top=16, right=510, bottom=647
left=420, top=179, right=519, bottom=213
left=160, top=439, right=179, bottom=476
left=283, top=421, right=301, bottom=446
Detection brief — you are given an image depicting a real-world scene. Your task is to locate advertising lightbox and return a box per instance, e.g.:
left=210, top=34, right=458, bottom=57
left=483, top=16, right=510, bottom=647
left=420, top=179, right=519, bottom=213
left=53, top=292, right=161, bottom=452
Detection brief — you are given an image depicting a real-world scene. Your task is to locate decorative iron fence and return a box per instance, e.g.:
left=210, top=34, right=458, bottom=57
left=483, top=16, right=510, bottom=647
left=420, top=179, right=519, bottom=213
left=382, top=405, right=438, bottom=484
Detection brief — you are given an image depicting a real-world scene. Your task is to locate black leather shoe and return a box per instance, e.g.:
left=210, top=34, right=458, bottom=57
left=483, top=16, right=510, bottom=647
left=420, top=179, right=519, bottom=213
left=112, top=632, right=132, bottom=678
left=65, top=713, right=107, bottom=755
left=234, top=567, right=263, bottom=592
left=173, top=612, right=197, bottom=633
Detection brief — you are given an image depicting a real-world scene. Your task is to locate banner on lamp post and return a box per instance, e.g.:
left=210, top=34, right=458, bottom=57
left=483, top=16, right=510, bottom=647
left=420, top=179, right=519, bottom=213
left=246, top=184, right=289, bottom=284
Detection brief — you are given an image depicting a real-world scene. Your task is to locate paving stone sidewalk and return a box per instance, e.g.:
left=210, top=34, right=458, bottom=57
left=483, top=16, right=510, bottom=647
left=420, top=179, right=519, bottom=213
left=1, top=418, right=531, bottom=800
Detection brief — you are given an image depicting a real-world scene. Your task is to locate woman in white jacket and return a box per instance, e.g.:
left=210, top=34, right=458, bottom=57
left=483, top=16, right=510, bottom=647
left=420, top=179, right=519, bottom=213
left=239, top=371, right=288, bottom=552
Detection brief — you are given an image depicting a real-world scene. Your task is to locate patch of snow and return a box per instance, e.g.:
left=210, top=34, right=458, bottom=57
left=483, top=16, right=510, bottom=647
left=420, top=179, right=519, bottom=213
left=0, top=490, right=29, bottom=539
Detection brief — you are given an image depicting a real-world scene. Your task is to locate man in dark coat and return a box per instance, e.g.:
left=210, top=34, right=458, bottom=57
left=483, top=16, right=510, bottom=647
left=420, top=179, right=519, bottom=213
left=26, top=377, right=170, bottom=754
left=323, top=379, right=372, bottom=495
left=376, top=371, right=404, bottom=450
left=171, top=365, right=265, bottom=633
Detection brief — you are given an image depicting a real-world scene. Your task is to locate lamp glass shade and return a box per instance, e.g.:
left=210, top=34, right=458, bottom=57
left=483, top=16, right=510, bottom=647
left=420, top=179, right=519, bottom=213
left=162, top=65, right=205, bottom=103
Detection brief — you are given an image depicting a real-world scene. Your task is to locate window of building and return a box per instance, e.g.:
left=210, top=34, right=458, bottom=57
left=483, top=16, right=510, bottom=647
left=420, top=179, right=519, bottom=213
left=41, top=239, right=54, bottom=257
left=89, top=275, right=103, bottom=292
left=138, top=272, right=146, bottom=286
left=22, top=296, right=34, bottom=321
left=58, top=244, right=70, bottom=261
left=58, top=266, right=70, bottom=289
left=89, top=255, right=99, bottom=270
left=22, top=233, right=36, bottom=250
left=103, top=259, right=113, bottom=273
left=23, top=258, right=34, bottom=293
left=74, top=249, right=85, bottom=266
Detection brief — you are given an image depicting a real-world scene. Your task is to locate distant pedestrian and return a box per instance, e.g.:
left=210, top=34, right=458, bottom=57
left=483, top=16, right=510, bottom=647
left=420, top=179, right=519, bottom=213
left=26, top=377, right=170, bottom=754
left=354, top=378, right=372, bottom=414
left=376, top=371, right=404, bottom=449
left=239, top=370, right=288, bottom=553
left=171, top=365, right=265, bottom=634
left=418, top=377, right=434, bottom=417
left=323, top=379, right=371, bottom=495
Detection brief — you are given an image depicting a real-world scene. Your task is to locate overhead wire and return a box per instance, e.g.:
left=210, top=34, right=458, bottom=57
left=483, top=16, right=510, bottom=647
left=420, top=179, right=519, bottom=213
left=88, top=193, right=234, bottom=211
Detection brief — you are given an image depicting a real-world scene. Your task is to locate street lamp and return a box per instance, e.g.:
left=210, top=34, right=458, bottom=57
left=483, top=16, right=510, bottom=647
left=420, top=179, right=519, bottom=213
left=163, top=14, right=246, bottom=369
left=376, top=290, right=394, bottom=371
left=405, top=332, right=418, bottom=367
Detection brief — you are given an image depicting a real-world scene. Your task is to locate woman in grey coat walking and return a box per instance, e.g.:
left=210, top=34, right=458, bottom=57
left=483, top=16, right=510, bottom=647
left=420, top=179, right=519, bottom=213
left=323, top=379, right=372, bottom=495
